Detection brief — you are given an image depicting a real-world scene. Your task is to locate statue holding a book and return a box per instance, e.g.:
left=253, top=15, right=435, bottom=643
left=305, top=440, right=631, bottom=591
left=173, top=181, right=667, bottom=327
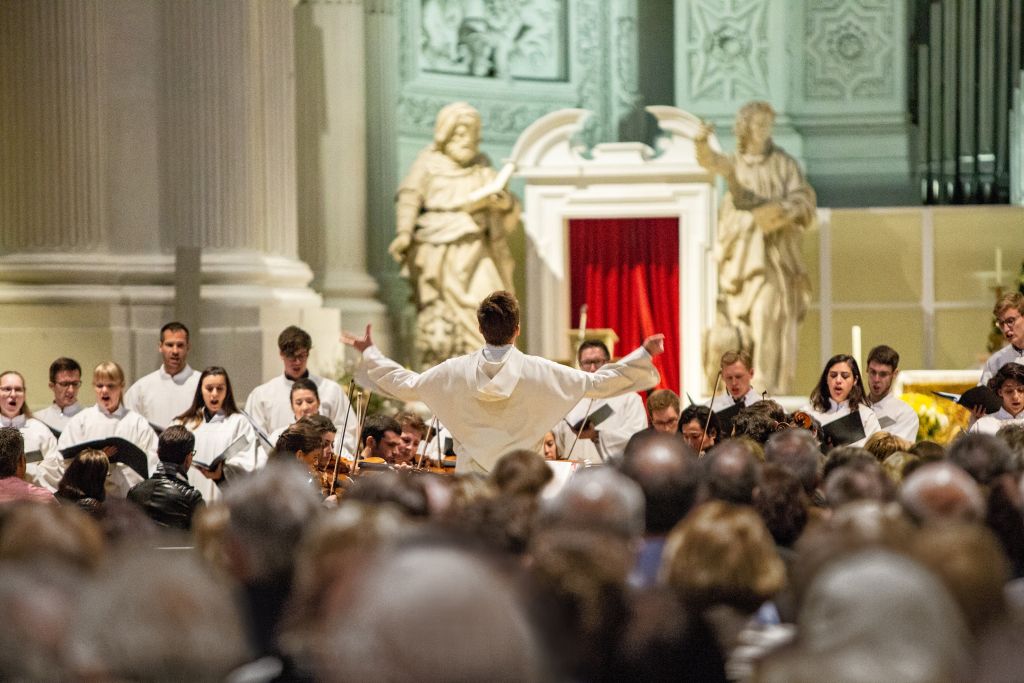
left=389, top=101, right=520, bottom=369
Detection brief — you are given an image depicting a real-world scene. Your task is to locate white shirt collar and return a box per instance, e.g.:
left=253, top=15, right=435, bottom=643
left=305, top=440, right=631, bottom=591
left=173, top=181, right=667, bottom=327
left=827, top=398, right=851, bottom=413
left=56, top=401, right=83, bottom=417
left=482, top=344, right=513, bottom=363
left=0, top=414, right=26, bottom=429
left=158, top=364, right=194, bottom=382
left=97, top=403, right=128, bottom=419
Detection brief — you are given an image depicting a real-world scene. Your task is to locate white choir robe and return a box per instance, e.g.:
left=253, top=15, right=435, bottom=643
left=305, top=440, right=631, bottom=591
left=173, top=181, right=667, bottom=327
left=244, top=374, right=357, bottom=454
left=33, top=402, right=84, bottom=435
left=969, top=408, right=1024, bottom=435
left=123, top=365, right=200, bottom=430
left=553, top=392, right=648, bottom=463
left=802, top=400, right=881, bottom=448
left=869, top=392, right=920, bottom=442
left=46, top=404, right=160, bottom=497
left=709, top=387, right=761, bottom=412
left=0, top=415, right=59, bottom=487
left=357, top=343, right=659, bottom=473
left=979, top=345, right=1024, bottom=385
left=178, top=411, right=263, bottom=502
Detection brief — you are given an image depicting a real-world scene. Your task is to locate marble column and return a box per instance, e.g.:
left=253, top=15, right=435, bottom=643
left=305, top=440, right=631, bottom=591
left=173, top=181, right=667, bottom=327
left=295, top=0, right=390, bottom=352
left=0, top=0, right=339, bottom=398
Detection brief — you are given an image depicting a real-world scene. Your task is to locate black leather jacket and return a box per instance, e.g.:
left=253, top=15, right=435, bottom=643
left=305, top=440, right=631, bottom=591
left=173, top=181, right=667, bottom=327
left=127, top=462, right=204, bottom=530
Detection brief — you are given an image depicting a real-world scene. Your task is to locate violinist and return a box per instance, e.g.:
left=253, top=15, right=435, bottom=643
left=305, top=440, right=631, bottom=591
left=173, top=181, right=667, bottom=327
left=678, top=405, right=719, bottom=455
left=395, top=411, right=428, bottom=465
left=359, top=415, right=404, bottom=466
left=297, top=413, right=350, bottom=496
left=271, top=422, right=324, bottom=491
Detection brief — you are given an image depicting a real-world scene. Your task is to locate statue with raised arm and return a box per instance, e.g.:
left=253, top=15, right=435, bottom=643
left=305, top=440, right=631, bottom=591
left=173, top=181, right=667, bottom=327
left=695, top=101, right=816, bottom=395
left=389, top=102, right=520, bottom=369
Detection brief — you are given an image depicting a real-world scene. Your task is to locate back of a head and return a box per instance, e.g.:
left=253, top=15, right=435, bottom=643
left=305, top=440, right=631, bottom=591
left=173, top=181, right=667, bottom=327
left=754, top=464, right=809, bottom=548
left=730, top=409, right=776, bottom=445
left=222, top=461, right=323, bottom=583
left=345, top=471, right=431, bottom=518
left=864, top=431, right=913, bottom=462
left=703, top=439, right=760, bottom=505
left=900, top=461, right=986, bottom=524
left=538, top=467, right=645, bottom=540
left=157, top=425, right=194, bottom=466
left=476, top=291, right=519, bottom=346
left=490, top=449, right=553, bottom=498
left=823, top=458, right=894, bottom=508
left=948, top=433, right=1011, bottom=485
left=661, top=500, right=785, bottom=614
left=765, top=428, right=821, bottom=495
left=0, top=503, right=105, bottom=572
left=784, top=550, right=970, bottom=683
left=0, top=427, right=24, bottom=478
left=316, top=544, right=547, bottom=682
left=71, top=550, right=251, bottom=681
left=620, top=433, right=699, bottom=535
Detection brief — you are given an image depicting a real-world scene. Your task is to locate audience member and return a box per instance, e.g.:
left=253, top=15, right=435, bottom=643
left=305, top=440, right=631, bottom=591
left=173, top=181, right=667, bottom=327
left=126, top=425, right=204, bottom=530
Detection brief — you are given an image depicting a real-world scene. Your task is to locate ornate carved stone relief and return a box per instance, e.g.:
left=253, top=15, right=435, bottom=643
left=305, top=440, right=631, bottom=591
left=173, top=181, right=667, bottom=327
left=803, top=0, right=895, bottom=101
left=418, top=0, right=568, bottom=80
left=686, top=0, right=771, bottom=102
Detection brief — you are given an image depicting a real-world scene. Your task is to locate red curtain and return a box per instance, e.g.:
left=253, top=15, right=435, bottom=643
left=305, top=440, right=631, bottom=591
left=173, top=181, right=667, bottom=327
left=569, top=217, right=679, bottom=393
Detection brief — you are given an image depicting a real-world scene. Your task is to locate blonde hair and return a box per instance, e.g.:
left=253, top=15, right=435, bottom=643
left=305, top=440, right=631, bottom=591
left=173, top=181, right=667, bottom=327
left=864, top=431, right=913, bottom=462
left=660, top=500, right=785, bottom=613
left=93, top=361, right=125, bottom=387
left=720, top=349, right=753, bottom=371
left=0, top=371, right=30, bottom=418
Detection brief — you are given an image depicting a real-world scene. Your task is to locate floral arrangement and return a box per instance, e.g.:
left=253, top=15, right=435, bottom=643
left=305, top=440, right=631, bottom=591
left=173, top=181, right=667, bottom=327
left=900, top=392, right=968, bottom=444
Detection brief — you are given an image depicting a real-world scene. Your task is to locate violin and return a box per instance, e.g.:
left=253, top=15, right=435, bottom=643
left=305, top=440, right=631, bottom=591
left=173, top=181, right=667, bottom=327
left=317, top=452, right=352, bottom=497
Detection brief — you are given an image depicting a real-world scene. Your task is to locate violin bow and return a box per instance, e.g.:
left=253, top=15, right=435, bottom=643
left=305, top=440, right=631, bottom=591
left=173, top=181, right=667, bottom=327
left=330, top=379, right=357, bottom=495
left=565, top=398, right=595, bottom=461
left=352, top=389, right=370, bottom=474
left=417, top=416, right=438, bottom=469
left=700, top=371, right=723, bottom=458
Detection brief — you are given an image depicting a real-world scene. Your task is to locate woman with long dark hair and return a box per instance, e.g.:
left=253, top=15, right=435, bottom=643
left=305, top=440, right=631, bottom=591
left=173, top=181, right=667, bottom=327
left=801, top=354, right=880, bottom=448
left=55, top=448, right=109, bottom=515
left=175, top=366, right=262, bottom=501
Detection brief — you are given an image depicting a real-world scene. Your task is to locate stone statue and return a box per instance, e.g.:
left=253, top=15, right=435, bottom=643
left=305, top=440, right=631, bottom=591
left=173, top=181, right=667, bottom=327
left=389, top=101, right=520, bottom=369
left=695, top=101, right=816, bottom=395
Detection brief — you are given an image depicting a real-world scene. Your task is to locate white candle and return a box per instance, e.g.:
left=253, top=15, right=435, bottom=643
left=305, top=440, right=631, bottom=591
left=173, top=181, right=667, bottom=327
left=852, top=325, right=862, bottom=368
left=996, top=247, right=1003, bottom=286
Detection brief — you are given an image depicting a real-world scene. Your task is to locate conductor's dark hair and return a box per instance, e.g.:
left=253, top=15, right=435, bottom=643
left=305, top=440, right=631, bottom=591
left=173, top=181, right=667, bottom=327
left=361, top=414, right=402, bottom=447
left=160, top=321, right=190, bottom=342
left=477, top=291, right=520, bottom=345
left=866, top=345, right=899, bottom=369
left=278, top=325, right=313, bottom=356
left=158, top=425, right=195, bottom=466
left=49, top=357, right=82, bottom=383
left=0, top=427, right=25, bottom=478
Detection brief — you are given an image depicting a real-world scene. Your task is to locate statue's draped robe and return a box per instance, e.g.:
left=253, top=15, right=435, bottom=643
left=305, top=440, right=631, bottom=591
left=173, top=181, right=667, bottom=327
left=398, top=149, right=519, bottom=367
left=717, top=145, right=815, bottom=394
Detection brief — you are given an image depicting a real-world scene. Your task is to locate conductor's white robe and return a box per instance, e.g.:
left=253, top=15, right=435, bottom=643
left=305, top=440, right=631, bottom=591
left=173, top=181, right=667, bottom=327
left=358, top=343, right=659, bottom=473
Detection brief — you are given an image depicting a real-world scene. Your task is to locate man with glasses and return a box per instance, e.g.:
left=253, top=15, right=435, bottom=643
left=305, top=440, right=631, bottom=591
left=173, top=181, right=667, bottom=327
left=552, top=340, right=649, bottom=463
left=244, top=325, right=357, bottom=454
left=980, top=292, right=1024, bottom=385
left=34, top=357, right=84, bottom=435
left=124, top=322, right=200, bottom=431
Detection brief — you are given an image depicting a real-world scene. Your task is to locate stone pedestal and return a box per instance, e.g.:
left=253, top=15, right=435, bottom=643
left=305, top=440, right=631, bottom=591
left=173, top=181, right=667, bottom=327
left=0, top=0, right=340, bottom=399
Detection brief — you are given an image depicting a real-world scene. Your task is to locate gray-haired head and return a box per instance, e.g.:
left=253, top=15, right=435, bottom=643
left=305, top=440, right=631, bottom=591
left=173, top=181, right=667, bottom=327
left=900, top=461, right=986, bottom=524
left=538, top=466, right=644, bottom=540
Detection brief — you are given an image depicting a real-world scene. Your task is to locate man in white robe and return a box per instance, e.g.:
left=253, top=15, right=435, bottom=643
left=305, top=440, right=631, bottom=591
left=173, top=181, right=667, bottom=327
left=34, top=357, right=85, bottom=435
left=865, top=345, right=919, bottom=442
left=44, top=362, right=159, bottom=497
left=124, top=322, right=200, bottom=431
left=709, top=350, right=761, bottom=412
left=343, top=291, right=663, bottom=473
left=244, top=325, right=357, bottom=454
left=979, top=293, right=1024, bottom=385
left=553, top=340, right=649, bottom=463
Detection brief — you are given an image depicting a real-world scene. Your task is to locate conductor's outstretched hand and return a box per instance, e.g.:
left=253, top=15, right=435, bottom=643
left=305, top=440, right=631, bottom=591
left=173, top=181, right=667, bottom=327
left=340, top=324, right=373, bottom=353
left=642, top=334, right=665, bottom=357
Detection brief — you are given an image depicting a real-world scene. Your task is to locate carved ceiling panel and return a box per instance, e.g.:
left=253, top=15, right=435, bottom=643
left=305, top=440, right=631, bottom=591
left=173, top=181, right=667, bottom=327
left=803, top=0, right=895, bottom=101
left=685, top=0, right=772, bottom=102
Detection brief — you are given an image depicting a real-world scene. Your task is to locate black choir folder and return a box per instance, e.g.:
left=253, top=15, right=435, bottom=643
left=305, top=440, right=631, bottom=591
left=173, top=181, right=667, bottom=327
left=59, top=437, right=149, bottom=480
left=933, top=387, right=1001, bottom=414
left=715, top=402, right=743, bottom=437
left=568, top=403, right=615, bottom=432
left=821, top=411, right=866, bottom=448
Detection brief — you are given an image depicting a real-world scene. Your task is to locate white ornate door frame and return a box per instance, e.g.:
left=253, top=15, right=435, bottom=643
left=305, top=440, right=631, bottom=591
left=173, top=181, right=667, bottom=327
left=509, top=106, right=720, bottom=393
